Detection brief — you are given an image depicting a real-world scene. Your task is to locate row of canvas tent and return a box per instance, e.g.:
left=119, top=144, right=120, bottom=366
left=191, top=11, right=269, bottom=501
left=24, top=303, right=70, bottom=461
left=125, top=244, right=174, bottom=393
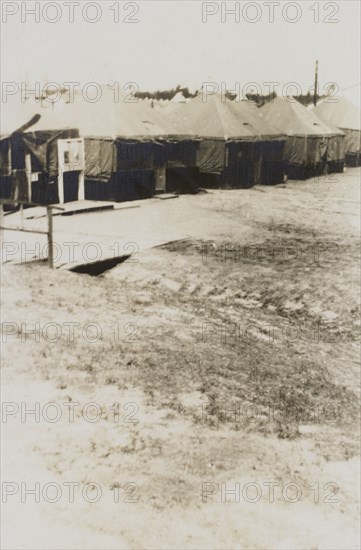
left=1, top=90, right=173, bottom=205
left=0, top=89, right=358, bottom=205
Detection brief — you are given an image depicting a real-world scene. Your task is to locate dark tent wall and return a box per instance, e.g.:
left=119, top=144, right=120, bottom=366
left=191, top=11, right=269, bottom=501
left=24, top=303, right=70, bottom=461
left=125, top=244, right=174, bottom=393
left=228, top=100, right=286, bottom=185
left=0, top=133, right=32, bottom=205
left=198, top=139, right=225, bottom=174
left=327, top=134, right=346, bottom=173
left=84, top=138, right=115, bottom=201
left=224, top=140, right=262, bottom=188
left=342, top=129, right=361, bottom=166
left=196, top=139, right=271, bottom=189
left=196, top=139, right=225, bottom=188
left=9, top=133, right=29, bottom=202
left=283, top=135, right=328, bottom=180
left=259, top=139, right=286, bottom=185
left=163, top=139, right=199, bottom=194
left=225, top=139, right=285, bottom=187
left=0, top=138, right=14, bottom=205
left=313, top=97, right=361, bottom=167
left=283, top=134, right=344, bottom=179
left=86, top=139, right=114, bottom=181
left=230, top=142, right=255, bottom=187
left=196, top=139, right=261, bottom=189
left=196, top=137, right=285, bottom=189
left=145, top=108, right=200, bottom=194
left=83, top=137, right=166, bottom=202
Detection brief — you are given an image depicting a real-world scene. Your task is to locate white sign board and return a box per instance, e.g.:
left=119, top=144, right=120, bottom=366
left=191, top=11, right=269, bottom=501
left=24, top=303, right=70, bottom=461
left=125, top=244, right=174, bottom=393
left=57, top=138, right=85, bottom=203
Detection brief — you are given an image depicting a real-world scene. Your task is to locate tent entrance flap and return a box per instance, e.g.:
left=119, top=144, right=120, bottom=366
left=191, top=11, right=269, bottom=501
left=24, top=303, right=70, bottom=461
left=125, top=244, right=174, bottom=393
left=85, top=139, right=115, bottom=182
left=198, top=140, right=226, bottom=174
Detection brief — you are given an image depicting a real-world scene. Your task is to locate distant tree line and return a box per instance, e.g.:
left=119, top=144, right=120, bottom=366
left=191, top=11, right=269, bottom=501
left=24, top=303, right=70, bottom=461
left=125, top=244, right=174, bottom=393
left=27, top=83, right=328, bottom=107
left=135, top=85, right=198, bottom=101
left=135, top=86, right=327, bottom=106
left=232, top=91, right=327, bottom=107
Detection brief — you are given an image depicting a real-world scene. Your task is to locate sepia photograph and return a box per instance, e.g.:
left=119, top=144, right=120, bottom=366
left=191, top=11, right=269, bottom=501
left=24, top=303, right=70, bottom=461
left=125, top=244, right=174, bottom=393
left=0, top=1, right=360, bottom=548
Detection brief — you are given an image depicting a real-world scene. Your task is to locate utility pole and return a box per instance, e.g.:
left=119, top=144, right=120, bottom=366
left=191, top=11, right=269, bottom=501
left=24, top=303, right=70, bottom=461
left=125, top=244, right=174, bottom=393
left=314, top=60, right=319, bottom=106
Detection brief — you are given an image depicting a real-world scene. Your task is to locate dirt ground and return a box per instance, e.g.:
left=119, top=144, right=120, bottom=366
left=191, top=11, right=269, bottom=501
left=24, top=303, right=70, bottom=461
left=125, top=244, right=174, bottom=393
left=1, top=168, right=360, bottom=549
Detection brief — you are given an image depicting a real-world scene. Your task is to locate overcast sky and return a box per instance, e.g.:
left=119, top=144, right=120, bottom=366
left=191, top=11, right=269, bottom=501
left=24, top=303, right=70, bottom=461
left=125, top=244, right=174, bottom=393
left=1, top=1, right=360, bottom=103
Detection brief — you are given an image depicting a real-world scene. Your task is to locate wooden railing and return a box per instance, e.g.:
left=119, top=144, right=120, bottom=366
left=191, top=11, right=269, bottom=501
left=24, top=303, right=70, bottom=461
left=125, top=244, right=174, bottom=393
left=0, top=199, right=64, bottom=268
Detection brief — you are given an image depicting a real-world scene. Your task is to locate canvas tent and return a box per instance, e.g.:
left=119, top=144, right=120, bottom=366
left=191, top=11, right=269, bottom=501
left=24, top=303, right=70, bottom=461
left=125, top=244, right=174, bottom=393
left=169, top=93, right=286, bottom=187
left=0, top=95, right=78, bottom=205
left=146, top=106, right=200, bottom=194
left=71, top=91, right=201, bottom=197
left=1, top=87, right=202, bottom=204
left=237, top=100, right=260, bottom=113
left=259, top=97, right=345, bottom=179
left=313, top=96, right=361, bottom=166
left=228, top=99, right=286, bottom=184
left=55, top=88, right=168, bottom=201
left=171, top=91, right=188, bottom=103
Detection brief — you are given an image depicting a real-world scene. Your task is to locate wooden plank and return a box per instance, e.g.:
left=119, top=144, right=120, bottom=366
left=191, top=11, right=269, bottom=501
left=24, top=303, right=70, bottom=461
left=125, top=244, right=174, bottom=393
left=0, top=227, right=48, bottom=235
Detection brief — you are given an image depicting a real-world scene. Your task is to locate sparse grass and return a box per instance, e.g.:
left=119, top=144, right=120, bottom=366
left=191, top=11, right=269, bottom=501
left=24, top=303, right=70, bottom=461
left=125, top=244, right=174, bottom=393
left=2, top=171, right=360, bottom=549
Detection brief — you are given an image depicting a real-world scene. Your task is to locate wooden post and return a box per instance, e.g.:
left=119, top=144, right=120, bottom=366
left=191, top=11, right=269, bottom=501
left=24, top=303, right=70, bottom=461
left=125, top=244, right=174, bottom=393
left=20, top=203, right=24, bottom=230
left=25, top=153, right=32, bottom=202
left=47, top=206, right=54, bottom=268
left=314, top=60, right=319, bottom=107
left=78, top=139, right=85, bottom=200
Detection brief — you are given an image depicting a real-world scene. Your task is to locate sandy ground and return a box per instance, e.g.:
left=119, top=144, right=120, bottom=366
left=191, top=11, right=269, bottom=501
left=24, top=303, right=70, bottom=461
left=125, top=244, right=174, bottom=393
left=1, top=168, right=360, bottom=549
